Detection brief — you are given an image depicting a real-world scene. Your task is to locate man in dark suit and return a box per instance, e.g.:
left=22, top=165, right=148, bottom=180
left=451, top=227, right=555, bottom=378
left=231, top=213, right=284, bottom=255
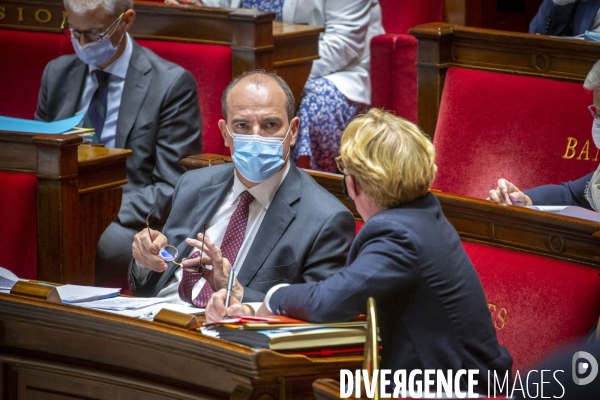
left=207, top=109, right=512, bottom=395
left=131, top=71, right=355, bottom=303
left=35, top=0, right=202, bottom=285
left=530, top=0, right=600, bottom=36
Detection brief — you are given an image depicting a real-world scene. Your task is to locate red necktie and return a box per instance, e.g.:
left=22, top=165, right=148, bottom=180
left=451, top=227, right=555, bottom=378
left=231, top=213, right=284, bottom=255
left=179, top=190, right=255, bottom=307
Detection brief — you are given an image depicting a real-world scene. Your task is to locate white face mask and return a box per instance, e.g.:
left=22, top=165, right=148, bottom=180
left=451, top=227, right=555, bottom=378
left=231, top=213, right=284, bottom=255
left=71, top=30, right=124, bottom=66
left=592, top=118, right=600, bottom=149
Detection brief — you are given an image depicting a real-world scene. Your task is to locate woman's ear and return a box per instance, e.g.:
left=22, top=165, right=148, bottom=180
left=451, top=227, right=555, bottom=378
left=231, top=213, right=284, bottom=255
left=345, top=174, right=361, bottom=200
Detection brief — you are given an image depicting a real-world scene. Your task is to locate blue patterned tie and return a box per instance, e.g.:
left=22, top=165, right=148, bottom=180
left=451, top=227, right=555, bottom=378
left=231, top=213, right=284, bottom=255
left=84, top=70, right=110, bottom=142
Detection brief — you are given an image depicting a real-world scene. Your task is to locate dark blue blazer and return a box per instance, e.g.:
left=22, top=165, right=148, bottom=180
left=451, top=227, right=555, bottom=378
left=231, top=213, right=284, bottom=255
left=530, top=0, right=600, bottom=36
left=269, top=193, right=512, bottom=392
left=525, top=171, right=594, bottom=209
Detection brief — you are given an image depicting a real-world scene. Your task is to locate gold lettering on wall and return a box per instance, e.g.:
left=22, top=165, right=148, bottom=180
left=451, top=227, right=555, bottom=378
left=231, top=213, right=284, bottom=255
left=488, top=302, right=508, bottom=329
left=595, top=148, right=600, bottom=162
left=497, top=307, right=507, bottom=329
left=577, top=139, right=590, bottom=160
left=17, top=7, right=23, bottom=22
left=35, top=9, right=52, bottom=24
left=0, top=6, right=6, bottom=20
left=563, top=137, right=578, bottom=159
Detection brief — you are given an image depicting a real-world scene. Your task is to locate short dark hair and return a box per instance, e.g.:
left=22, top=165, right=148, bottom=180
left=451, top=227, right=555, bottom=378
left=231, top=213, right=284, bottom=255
left=221, top=70, right=295, bottom=123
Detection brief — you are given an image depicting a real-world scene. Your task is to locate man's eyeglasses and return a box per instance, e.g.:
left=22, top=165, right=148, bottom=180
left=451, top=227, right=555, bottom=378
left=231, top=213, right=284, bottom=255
left=61, top=12, right=124, bottom=43
left=146, top=206, right=205, bottom=273
left=589, top=105, right=600, bottom=121
left=335, top=156, right=346, bottom=174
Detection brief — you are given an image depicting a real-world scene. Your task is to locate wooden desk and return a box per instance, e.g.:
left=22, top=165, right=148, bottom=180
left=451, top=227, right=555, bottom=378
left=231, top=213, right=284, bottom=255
left=0, top=131, right=131, bottom=284
left=0, top=0, right=323, bottom=106
left=313, top=379, right=342, bottom=400
left=0, top=293, right=362, bottom=399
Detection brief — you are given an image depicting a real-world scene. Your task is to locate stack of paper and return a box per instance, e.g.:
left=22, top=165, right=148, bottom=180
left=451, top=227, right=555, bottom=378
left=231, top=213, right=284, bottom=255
left=0, top=267, right=19, bottom=292
left=57, top=285, right=121, bottom=303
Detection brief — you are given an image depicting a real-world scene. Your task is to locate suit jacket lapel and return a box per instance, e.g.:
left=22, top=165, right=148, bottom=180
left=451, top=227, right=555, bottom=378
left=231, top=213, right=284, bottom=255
left=57, top=61, right=87, bottom=120
left=155, top=167, right=235, bottom=290
left=236, top=164, right=301, bottom=286
left=116, top=40, right=152, bottom=148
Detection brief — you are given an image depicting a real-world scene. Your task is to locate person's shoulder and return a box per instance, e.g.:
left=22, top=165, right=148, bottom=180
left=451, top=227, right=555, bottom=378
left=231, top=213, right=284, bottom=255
left=180, top=163, right=233, bottom=184
left=134, top=41, right=189, bottom=76
left=45, top=53, right=80, bottom=71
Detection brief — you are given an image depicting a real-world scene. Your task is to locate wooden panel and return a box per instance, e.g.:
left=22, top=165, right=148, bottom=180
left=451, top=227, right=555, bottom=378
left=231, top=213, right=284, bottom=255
left=410, top=23, right=600, bottom=138
left=0, top=294, right=362, bottom=400
left=0, top=131, right=131, bottom=285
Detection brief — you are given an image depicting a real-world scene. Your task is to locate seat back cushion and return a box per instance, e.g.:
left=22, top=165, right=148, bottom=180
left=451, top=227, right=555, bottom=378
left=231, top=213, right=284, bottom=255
left=463, top=241, right=600, bottom=372
left=0, top=172, right=38, bottom=279
left=0, top=30, right=71, bottom=119
left=432, top=67, right=595, bottom=198
left=378, top=0, right=443, bottom=34
left=136, top=40, right=233, bottom=156
left=370, top=34, right=418, bottom=122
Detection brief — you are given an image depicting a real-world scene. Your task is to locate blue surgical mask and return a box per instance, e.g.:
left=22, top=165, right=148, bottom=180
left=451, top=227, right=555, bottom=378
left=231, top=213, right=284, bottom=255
left=71, top=31, right=124, bottom=66
left=226, top=124, right=291, bottom=183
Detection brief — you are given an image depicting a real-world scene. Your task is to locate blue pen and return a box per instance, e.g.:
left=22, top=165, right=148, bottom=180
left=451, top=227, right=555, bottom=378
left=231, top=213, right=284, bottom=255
left=224, top=267, right=235, bottom=310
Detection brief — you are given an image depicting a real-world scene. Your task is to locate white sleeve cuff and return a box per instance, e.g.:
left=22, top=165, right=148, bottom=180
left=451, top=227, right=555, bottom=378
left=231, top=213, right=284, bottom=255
left=553, top=0, right=577, bottom=5
left=263, top=283, right=290, bottom=313
left=132, top=260, right=152, bottom=285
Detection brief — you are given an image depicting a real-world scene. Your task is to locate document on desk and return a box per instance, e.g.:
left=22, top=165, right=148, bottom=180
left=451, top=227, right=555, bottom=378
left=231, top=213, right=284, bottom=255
left=526, top=205, right=600, bottom=223
left=73, top=296, right=165, bottom=311
left=0, top=267, right=19, bottom=292
left=73, top=297, right=204, bottom=320
left=0, top=113, right=87, bottom=134
left=57, top=285, right=121, bottom=304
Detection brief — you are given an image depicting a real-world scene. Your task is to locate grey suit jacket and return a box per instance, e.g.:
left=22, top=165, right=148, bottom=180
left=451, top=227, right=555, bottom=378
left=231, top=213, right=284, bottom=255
left=130, top=163, right=356, bottom=302
left=35, top=39, right=202, bottom=229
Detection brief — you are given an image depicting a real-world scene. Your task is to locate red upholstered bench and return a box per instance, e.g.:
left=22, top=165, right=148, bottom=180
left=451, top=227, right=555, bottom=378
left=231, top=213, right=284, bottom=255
left=463, top=241, right=600, bottom=372
left=370, top=0, right=443, bottom=123
left=431, top=67, right=595, bottom=198
left=0, top=172, right=38, bottom=279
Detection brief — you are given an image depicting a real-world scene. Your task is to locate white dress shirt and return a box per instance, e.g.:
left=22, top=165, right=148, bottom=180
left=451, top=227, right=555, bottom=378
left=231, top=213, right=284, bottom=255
left=133, top=162, right=291, bottom=305
left=75, top=33, right=132, bottom=148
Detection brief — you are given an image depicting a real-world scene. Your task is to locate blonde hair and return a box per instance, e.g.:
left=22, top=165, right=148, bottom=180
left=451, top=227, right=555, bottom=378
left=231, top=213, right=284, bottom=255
left=339, top=109, right=437, bottom=209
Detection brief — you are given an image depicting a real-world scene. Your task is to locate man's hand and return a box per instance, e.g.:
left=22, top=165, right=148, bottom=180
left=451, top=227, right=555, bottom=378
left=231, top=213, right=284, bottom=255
left=132, top=229, right=169, bottom=272
left=205, top=288, right=256, bottom=323
left=164, top=0, right=203, bottom=5
left=487, top=178, right=533, bottom=206
left=183, top=233, right=244, bottom=299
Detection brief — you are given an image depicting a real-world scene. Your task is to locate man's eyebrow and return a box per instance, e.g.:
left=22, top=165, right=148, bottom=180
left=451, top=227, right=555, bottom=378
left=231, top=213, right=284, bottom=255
left=230, top=118, right=250, bottom=124
left=261, top=117, right=283, bottom=123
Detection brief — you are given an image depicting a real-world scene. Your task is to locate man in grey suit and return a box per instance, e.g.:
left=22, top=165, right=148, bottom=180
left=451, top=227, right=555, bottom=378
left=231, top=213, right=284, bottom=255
left=131, top=71, right=355, bottom=303
left=35, top=0, right=202, bottom=285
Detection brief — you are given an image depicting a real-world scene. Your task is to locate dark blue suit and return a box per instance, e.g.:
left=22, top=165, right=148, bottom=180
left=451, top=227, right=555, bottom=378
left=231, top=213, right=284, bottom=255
left=525, top=171, right=594, bottom=209
left=530, top=0, right=600, bottom=36
left=269, top=193, right=512, bottom=393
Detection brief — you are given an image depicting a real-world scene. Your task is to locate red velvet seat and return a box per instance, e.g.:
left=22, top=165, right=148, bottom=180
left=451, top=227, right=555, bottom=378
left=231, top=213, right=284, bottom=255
left=432, top=67, right=595, bottom=198
left=463, top=241, right=600, bottom=372
left=0, top=30, right=72, bottom=119
left=136, top=39, right=232, bottom=155
left=370, top=0, right=443, bottom=123
left=0, top=172, right=38, bottom=279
